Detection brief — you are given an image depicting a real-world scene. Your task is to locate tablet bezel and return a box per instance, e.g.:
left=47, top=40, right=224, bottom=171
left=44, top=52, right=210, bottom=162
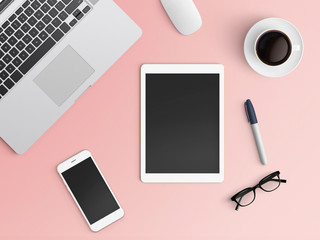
left=140, top=64, right=224, bottom=183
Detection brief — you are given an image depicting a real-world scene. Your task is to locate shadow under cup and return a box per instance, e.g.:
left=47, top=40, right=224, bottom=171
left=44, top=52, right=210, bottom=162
left=255, top=30, right=292, bottom=66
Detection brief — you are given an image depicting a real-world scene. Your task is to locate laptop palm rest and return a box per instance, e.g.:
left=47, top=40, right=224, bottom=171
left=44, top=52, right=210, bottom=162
left=34, top=45, right=95, bottom=106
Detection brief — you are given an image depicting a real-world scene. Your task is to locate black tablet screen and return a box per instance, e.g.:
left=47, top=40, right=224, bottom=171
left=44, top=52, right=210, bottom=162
left=146, top=74, right=220, bottom=173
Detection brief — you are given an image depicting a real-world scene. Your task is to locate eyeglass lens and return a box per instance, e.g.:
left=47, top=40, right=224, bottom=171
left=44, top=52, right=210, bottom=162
left=260, top=174, right=281, bottom=192
left=235, top=188, right=255, bottom=206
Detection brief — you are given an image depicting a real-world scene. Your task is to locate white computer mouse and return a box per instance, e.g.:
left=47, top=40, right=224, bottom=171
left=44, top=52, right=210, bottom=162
left=161, top=0, right=202, bottom=35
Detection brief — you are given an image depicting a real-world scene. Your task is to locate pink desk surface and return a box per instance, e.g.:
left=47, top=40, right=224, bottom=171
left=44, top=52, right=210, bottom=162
left=1, top=0, right=319, bottom=239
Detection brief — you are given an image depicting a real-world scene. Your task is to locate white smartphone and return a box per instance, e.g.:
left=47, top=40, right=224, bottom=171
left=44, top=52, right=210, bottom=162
left=57, top=150, right=124, bottom=232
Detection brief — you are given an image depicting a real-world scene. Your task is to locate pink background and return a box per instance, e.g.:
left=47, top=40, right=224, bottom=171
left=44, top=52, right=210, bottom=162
left=1, top=0, right=319, bottom=239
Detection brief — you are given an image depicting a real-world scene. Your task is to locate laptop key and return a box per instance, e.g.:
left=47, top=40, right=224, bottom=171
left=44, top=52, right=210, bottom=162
left=60, top=22, right=70, bottom=33
left=24, top=7, right=35, bottom=17
left=22, top=0, right=30, bottom=8
left=19, top=50, right=29, bottom=60
left=26, top=44, right=35, bottom=54
left=28, top=16, right=37, bottom=26
left=0, top=70, right=9, bottom=80
left=9, top=47, right=19, bottom=57
left=6, top=64, right=15, bottom=74
left=35, top=10, right=44, bottom=20
left=9, top=14, right=17, bottom=22
left=22, top=34, right=32, bottom=44
left=41, top=3, right=50, bottom=13
left=36, top=21, right=45, bottom=31
left=12, top=57, right=22, bottom=67
left=2, top=21, right=10, bottom=29
left=45, top=24, right=54, bottom=34
left=69, top=19, right=77, bottom=27
left=11, top=70, right=23, bottom=83
left=29, top=28, right=39, bottom=37
left=12, top=20, right=21, bottom=30
left=58, top=11, right=68, bottom=21
left=18, top=13, right=28, bottom=23
left=8, top=36, right=18, bottom=46
left=19, top=37, right=55, bottom=74
left=82, top=5, right=91, bottom=14
left=65, top=0, right=83, bottom=14
left=55, top=2, right=65, bottom=11
left=1, top=43, right=11, bottom=52
left=31, top=0, right=41, bottom=10
left=14, top=30, right=24, bottom=39
left=4, top=79, right=14, bottom=89
left=32, top=37, right=42, bottom=47
left=16, top=41, right=26, bottom=50
left=3, top=54, right=12, bottom=64
left=0, top=50, right=4, bottom=58
left=5, top=27, right=14, bottom=36
left=42, top=15, right=52, bottom=24
left=15, top=7, right=23, bottom=15
left=52, top=18, right=62, bottom=27
left=49, top=8, right=58, bottom=18
left=0, top=85, right=8, bottom=96
left=0, top=33, right=8, bottom=43
left=39, top=31, right=48, bottom=41
left=21, top=23, right=31, bottom=33
left=52, top=29, right=64, bottom=41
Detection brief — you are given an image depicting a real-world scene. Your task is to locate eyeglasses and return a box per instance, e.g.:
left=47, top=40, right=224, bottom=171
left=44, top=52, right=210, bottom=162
left=231, top=171, right=287, bottom=211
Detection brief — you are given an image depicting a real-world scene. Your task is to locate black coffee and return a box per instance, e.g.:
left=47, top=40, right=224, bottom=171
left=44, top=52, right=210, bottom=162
left=256, top=30, right=292, bottom=66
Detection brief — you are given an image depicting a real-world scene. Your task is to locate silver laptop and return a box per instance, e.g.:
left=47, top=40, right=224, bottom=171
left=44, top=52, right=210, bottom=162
left=0, top=0, right=142, bottom=153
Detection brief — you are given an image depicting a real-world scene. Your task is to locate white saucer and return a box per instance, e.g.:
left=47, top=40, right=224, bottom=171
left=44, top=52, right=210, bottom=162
left=244, top=18, right=303, bottom=78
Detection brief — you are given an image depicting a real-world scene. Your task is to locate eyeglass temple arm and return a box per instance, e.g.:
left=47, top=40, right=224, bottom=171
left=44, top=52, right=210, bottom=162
left=269, top=179, right=287, bottom=183
left=235, top=196, right=243, bottom=211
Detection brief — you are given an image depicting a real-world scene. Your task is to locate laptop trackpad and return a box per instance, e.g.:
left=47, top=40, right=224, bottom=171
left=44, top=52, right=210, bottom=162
left=34, top=45, right=95, bottom=106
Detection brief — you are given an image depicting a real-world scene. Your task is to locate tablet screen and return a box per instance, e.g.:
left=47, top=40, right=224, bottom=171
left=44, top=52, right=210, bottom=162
left=146, top=73, right=220, bottom=173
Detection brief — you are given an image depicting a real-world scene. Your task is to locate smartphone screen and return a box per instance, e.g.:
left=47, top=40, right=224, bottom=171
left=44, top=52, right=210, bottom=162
left=61, top=157, right=120, bottom=224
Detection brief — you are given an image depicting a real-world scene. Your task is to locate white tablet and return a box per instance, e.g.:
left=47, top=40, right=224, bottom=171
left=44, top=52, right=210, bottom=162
left=141, top=64, right=224, bottom=183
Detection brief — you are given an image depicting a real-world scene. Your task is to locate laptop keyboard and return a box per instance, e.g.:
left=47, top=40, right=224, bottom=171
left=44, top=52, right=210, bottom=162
left=0, top=0, right=92, bottom=100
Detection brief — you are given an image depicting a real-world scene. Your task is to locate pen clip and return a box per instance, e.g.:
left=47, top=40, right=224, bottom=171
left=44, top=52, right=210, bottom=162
left=244, top=102, right=250, bottom=122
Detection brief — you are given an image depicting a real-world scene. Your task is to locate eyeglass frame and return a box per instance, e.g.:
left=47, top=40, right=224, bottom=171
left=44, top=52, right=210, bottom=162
left=231, top=171, right=287, bottom=211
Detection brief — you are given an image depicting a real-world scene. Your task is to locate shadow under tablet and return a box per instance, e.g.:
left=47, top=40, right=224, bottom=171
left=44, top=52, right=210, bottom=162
left=146, top=74, right=220, bottom=173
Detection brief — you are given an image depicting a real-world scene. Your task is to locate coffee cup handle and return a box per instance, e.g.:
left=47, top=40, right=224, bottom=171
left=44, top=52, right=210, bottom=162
left=293, top=45, right=301, bottom=51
